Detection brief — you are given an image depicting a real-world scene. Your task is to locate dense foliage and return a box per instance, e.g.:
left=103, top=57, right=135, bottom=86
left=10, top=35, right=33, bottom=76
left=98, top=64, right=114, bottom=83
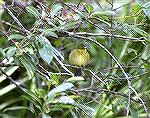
left=0, top=0, right=150, bottom=118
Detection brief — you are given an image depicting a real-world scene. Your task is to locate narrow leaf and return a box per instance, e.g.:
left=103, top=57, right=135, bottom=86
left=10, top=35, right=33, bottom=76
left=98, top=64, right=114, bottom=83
left=8, top=34, right=24, bottom=40
left=51, top=4, right=62, bottom=18
left=67, top=76, right=85, bottom=83
left=26, top=6, right=40, bottom=19
left=48, top=83, right=74, bottom=98
left=91, top=11, right=116, bottom=16
left=85, top=3, right=94, bottom=14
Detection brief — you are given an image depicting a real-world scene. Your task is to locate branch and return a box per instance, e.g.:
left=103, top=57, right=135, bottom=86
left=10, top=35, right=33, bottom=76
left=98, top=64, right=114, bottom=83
left=0, top=63, right=17, bottom=67
left=0, top=68, right=25, bottom=92
left=74, top=32, right=146, bottom=41
left=72, top=88, right=145, bottom=104
left=53, top=54, right=74, bottom=76
left=3, top=5, right=30, bottom=34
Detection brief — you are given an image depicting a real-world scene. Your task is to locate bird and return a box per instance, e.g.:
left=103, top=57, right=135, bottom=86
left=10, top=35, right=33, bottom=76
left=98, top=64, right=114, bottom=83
left=69, top=48, right=89, bottom=76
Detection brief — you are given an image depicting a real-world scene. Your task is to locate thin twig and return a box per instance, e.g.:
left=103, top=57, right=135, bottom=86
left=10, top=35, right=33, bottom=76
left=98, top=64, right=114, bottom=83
left=0, top=63, right=17, bottom=67
left=0, top=68, right=25, bottom=91
left=3, top=5, right=30, bottom=34
left=74, top=32, right=146, bottom=41
left=53, top=54, right=74, bottom=76
left=72, top=88, right=145, bottom=104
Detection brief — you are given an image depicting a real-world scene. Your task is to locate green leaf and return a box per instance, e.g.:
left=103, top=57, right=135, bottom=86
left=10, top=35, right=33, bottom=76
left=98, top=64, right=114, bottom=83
left=49, top=74, right=59, bottom=85
left=93, top=17, right=111, bottom=26
left=3, top=106, right=35, bottom=114
left=0, top=37, right=7, bottom=47
left=18, top=54, right=36, bottom=72
left=132, top=26, right=148, bottom=37
left=39, top=42, right=53, bottom=64
left=135, top=1, right=150, bottom=18
left=21, top=95, right=42, bottom=111
left=75, top=103, right=95, bottom=116
left=130, top=108, right=138, bottom=118
left=26, top=6, right=40, bottom=19
left=58, top=96, right=75, bottom=104
left=34, top=20, right=42, bottom=27
left=35, top=89, right=47, bottom=98
left=4, top=47, right=16, bottom=59
left=43, top=29, right=58, bottom=38
left=47, top=83, right=74, bottom=99
left=60, top=20, right=79, bottom=30
left=42, top=114, right=52, bottom=118
left=91, top=11, right=116, bottom=16
left=21, top=89, right=42, bottom=110
left=0, top=48, right=4, bottom=60
left=84, top=3, right=94, bottom=14
left=49, top=104, right=74, bottom=110
left=8, top=34, right=24, bottom=40
left=67, top=76, right=85, bottom=83
left=0, top=98, right=22, bottom=110
left=36, top=36, right=54, bottom=64
left=51, top=4, right=62, bottom=18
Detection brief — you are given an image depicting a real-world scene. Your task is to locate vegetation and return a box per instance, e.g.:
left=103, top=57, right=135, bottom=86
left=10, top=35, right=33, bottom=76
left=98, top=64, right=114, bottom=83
left=0, top=0, right=150, bottom=118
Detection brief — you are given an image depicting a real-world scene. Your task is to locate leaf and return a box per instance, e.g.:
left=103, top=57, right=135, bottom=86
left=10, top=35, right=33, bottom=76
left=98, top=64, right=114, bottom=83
left=0, top=48, right=4, bottom=60
left=39, top=43, right=53, bottom=64
left=51, top=4, right=63, bottom=18
left=49, top=74, right=59, bottom=85
left=58, top=96, right=75, bottom=104
left=84, top=3, right=94, bottom=14
left=75, top=103, right=95, bottom=116
left=42, top=114, right=52, bottom=118
left=8, top=34, right=24, bottom=40
left=36, top=36, right=54, bottom=64
left=43, top=29, right=58, bottom=38
left=34, top=20, right=42, bottom=27
left=21, top=89, right=43, bottom=110
left=49, top=104, right=74, bottom=110
left=132, top=26, right=148, bottom=37
left=0, top=37, right=7, bottom=47
left=18, top=54, right=36, bottom=72
left=60, top=20, right=79, bottom=30
left=4, top=47, right=16, bottom=59
left=130, top=108, right=138, bottom=118
left=47, top=83, right=74, bottom=99
left=135, top=0, right=150, bottom=18
left=0, top=98, right=22, bottom=110
left=26, top=6, right=40, bottom=19
left=67, top=76, right=85, bottom=83
left=45, top=18, right=56, bottom=27
left=93, top=17, right=111, bottom=26
left=21, top=95, right=42, bottom=111
left=35, top=89, right=47, bottom=98
left=3, top=106, right=35, bottom=114
left=91, top=11, right=116, bottom=16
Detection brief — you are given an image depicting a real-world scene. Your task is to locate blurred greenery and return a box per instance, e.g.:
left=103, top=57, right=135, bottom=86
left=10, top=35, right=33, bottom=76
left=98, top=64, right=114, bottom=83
left=0, top=0, right=150, bottom=118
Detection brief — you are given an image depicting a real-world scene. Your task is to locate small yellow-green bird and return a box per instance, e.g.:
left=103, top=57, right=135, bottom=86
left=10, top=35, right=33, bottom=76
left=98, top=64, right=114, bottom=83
left=69, top=48, right=90, bottom=76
